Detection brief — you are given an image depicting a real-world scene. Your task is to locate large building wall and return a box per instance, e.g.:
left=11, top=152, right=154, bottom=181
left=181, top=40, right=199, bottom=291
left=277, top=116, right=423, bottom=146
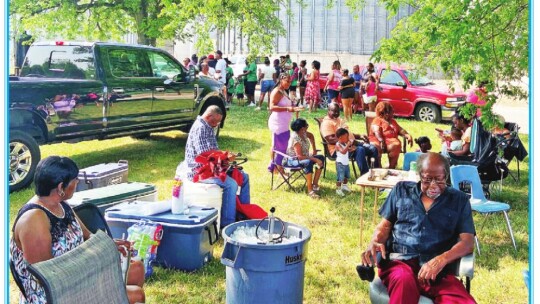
left=213, top=0, right=413, bottom=70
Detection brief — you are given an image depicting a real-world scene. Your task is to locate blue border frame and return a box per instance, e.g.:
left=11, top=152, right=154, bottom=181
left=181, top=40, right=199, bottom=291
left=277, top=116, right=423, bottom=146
left=529, top=0, right=533, bottom=302
left=5, top=0, right=10, bottom=302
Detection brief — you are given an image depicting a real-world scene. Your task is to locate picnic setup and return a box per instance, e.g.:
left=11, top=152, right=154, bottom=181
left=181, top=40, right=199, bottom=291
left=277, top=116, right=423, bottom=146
left=9, top=102, right=529, bottom=304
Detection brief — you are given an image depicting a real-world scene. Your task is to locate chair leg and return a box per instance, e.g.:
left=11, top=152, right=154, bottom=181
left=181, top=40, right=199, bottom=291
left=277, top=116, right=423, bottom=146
left=323, top=161, right=327, bottom=178
left=474, top=236, right=481, bottom=256
left=351, top=161, right=358, bottom=179
left=503, top=211, right=518, bottom=251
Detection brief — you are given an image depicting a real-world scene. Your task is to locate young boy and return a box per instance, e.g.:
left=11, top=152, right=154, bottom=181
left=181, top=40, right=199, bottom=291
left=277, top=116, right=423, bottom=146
left=235, top=75, right=245, bottom=106
left=335, top=128, right=353, bottom=196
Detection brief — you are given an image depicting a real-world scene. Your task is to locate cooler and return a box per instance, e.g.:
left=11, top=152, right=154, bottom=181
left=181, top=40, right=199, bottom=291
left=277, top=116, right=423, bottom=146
left=67, top=182, right=157, bottom=213
left=77, top=160, right=129, bottom=191
left=105, top=204, right=219, bottom=271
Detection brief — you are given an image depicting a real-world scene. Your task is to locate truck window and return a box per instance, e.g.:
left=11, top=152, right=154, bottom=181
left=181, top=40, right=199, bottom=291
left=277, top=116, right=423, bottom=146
left=20, top=45, right=95, bottom=79
left=108, top=49, right=153, bottom=78
left=147, top=51, right=184, bottom=79
left=380, top=69, right=405, bottom=86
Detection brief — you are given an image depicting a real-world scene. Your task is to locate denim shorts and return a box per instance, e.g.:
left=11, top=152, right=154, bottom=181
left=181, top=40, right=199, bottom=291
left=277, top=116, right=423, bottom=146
left=286, top=155, right=325, bottom=174
left=336, top=162, right=351, bottom=182
left=261, top=80, right=275, bottom=93
left=327, top=89, right=339, bottom=100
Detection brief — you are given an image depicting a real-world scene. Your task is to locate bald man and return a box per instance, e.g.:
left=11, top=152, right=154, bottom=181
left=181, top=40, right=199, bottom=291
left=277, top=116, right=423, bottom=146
left=361, top=153, right=476, bottom=304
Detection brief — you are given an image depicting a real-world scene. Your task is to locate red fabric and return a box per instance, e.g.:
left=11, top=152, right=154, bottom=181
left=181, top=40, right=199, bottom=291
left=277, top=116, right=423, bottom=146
left=235, top=200, right=268, bottom=219
left=378, top=258, right=476, bottom=304
left=193, top=150, right=230, bottom=183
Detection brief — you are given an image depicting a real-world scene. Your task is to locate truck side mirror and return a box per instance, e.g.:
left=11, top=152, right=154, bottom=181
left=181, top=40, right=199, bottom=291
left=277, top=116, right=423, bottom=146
left=396, top=81, right=407, bottom=89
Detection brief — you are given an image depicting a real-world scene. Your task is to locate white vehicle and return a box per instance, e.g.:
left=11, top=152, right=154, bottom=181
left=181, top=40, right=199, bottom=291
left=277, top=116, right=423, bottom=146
left=228, top=55, right=270, bottom=77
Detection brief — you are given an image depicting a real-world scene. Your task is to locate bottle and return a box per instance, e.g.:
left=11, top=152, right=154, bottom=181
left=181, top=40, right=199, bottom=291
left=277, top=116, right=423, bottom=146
left=171, top=176, right=186, bottom=214
left=408, top=161, right=419, bottom=182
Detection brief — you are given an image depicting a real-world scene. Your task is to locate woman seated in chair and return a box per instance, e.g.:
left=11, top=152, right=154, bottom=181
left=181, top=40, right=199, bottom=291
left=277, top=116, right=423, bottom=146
left=368, top=102, right=413, bottom=169
left=436, top=110, right=472, bottom=158
left=285, top=118, right=325, bottom=199
left=10, top=156, right=145, bottom=304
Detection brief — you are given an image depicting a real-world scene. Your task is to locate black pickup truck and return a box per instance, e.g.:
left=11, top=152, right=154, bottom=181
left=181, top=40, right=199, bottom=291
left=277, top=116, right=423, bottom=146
left=9, top=41, right=227, bottom=191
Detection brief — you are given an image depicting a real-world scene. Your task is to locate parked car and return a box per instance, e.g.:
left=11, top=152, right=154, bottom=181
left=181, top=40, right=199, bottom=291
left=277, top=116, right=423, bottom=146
left=318, top=65, right=467, bottom=122
left=9, top=41, right=227, bottom=192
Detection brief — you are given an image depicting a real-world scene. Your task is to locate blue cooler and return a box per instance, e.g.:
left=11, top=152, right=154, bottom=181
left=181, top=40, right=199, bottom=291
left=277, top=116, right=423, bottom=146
left=105, top=205, right=219, bottom=272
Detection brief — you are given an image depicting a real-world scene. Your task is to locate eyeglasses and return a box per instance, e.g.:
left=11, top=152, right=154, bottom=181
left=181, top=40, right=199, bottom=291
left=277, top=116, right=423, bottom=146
left=420, top=176, right=447, bottom=186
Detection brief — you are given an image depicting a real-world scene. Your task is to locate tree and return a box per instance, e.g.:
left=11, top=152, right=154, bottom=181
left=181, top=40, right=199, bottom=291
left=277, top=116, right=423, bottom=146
left=349, top=0, right=528, bottom=128
left=10, top=0, right=291, bottom=55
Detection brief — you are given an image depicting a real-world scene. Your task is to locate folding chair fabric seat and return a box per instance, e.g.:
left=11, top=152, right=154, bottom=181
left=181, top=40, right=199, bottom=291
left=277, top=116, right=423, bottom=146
left=270, top=150, right=307, bottom=192
left=27, top=230, right=129, bottom=304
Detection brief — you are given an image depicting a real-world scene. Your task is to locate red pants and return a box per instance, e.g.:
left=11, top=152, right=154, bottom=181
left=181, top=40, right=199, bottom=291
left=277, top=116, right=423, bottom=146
left=378, top=258, right=476, bottom=304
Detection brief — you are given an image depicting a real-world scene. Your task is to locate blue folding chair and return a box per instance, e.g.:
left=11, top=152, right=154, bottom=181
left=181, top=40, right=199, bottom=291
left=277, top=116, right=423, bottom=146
left=402, top=152, right=421, bottom=171
left=450, top=165, right=517, bottom=254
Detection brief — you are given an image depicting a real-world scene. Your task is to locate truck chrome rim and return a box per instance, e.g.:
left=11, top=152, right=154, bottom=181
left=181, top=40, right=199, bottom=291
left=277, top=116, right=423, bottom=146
left=9, top=141, right=32, bottom=186
left=418, top=107, right=435, bottom=121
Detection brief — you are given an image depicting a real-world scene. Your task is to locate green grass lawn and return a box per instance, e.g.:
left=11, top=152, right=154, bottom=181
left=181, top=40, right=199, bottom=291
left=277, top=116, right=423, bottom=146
left=9, top=105, right=530, bottom=303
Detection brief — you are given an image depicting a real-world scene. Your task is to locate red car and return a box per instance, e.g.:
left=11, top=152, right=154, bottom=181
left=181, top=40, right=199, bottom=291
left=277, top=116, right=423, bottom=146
left=318, top=65, right=467, bottom=123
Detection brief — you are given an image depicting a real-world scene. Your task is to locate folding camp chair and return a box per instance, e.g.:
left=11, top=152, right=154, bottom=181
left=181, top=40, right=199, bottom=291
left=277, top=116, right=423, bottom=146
left=26, top=230, right=130, bottom=304
left=270, top=150, right=307, bottom=192
left=73, top=203, right=113, bottom=237
left=501, top=122, right=528, bottom=182
left=313, top=117, right=359, bottom=179
left=450, top=165, right=517, bottom=253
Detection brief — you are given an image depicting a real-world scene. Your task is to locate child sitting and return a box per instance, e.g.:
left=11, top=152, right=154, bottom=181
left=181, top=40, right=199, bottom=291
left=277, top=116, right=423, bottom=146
left=441, top=127, right=463, bottom=156
left=335, top=128, right=353, bottom=197
left=414, top=136, right=432, bottom=153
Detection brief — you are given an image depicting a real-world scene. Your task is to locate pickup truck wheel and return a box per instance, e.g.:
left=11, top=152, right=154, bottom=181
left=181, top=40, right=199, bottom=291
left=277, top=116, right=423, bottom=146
left=10, top=131, right=41, bottom=192
left=415, top=103, right=441, bottom=123
left=320, top=91, right=329, bottom=109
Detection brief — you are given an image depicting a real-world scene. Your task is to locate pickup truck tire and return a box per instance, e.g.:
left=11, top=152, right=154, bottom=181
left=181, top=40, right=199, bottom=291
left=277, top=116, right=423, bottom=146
left=9, top=131, right=41, bottom=192
left=415, top=103, right=441, bottom=123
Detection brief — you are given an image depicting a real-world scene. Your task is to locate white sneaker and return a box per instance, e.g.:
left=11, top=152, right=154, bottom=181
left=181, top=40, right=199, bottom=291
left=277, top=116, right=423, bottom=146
left=341, top=184, right=351, bottom=193
left=248, top=102, right=256, bottom=107
left=336, top=189, right=345, bottom=197
left=255, top=106, right=261, bottom=111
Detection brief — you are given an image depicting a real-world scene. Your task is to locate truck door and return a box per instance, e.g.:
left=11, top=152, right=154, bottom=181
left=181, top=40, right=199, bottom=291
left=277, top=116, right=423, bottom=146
left=377, top=69, right=413, bottom=117
left=102, top=47, right=156, bottom=132
left=146, top=50, right=194, bottom=122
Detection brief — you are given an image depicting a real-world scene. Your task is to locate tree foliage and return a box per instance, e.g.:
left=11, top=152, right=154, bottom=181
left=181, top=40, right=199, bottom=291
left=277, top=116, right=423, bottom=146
left=10, top=0, right=291, bottom=55
left=350, top=0, right=528, bottom=128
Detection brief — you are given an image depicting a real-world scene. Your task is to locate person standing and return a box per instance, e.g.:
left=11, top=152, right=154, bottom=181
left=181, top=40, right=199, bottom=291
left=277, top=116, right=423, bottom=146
left=257, top=58, right=276, bottom=111
left=214, top=50, right=228, bottom=97
left=338, top=69, right=355, bottom=121
left=362, top=63, right=379, bottom=111
left=239, top=57, right=258, bottom=107
left=361, top=153, right=476, bottom=304
left=298, top=60, right=308, bottom=107
left=288, top=62, right=299, bottom=102
left=351, top=65, right=363, bottom=113
left=324, top=60, right=343, bottom=104
left=365, top=75, right=379, bottom=112
left=225, top=58, right=234, bottom=104
left=304, top=60, right=321, bottom=113
left=268, top=73, right=304, bottom=172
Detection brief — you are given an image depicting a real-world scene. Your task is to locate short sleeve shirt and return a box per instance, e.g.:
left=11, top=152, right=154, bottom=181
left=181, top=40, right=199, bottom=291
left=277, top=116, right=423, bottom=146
left=462, top=126, right=472, bottom=144
left=215, top=59, right=227, bottom=84
left=379, top=181, right=476, bottom=264
left=286, top=132, right=310, bottom=158
left=246, top=63, right=258, bottom=82
left=184, top=116, right=219, bottom=180
left=320, top=116, right=355, bottom=155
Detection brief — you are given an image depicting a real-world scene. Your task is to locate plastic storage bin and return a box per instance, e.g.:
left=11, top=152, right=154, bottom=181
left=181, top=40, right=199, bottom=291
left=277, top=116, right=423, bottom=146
left=105, top=204, right=219, bottom=271
left=76, top=160, right=128, bottom=191
left=67, top=182, right=157, bottom=213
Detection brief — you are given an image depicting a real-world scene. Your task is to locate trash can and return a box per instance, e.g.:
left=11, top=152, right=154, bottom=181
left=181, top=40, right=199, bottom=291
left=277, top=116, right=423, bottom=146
left=221, top=219, right=311, bottom=304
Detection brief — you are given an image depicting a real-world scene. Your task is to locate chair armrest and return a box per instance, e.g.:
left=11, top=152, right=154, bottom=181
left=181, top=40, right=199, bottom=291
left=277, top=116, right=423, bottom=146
left=457, top=253, right=474, bottom=279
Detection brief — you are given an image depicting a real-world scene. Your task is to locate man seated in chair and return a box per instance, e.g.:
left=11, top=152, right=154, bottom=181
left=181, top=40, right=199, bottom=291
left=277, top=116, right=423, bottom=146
left=182, top=105, right=250, bottom=229
left=361, top=153, right=476, bottom=304
left=320, top=103, right=378, bottom=175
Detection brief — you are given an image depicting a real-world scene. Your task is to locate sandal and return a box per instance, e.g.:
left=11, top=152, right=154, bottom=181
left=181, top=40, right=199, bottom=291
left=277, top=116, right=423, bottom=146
left=308, top=191, right=320, bottom=199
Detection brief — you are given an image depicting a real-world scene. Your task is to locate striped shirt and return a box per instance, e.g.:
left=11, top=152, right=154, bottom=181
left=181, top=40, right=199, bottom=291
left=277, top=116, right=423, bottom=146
left=185, top=116, right=218, bottom=180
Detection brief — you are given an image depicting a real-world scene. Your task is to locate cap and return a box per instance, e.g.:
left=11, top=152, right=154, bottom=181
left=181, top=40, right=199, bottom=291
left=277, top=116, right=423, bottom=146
left=208, top=54, right=215, bottom=59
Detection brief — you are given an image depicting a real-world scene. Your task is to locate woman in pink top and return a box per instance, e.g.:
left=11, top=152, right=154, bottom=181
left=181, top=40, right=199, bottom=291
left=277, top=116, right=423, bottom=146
left=364, top=75, right=378, bottom=111
left=268, top=73, right=304, bottom=172
left=324, top=60, right=343, bottom=104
